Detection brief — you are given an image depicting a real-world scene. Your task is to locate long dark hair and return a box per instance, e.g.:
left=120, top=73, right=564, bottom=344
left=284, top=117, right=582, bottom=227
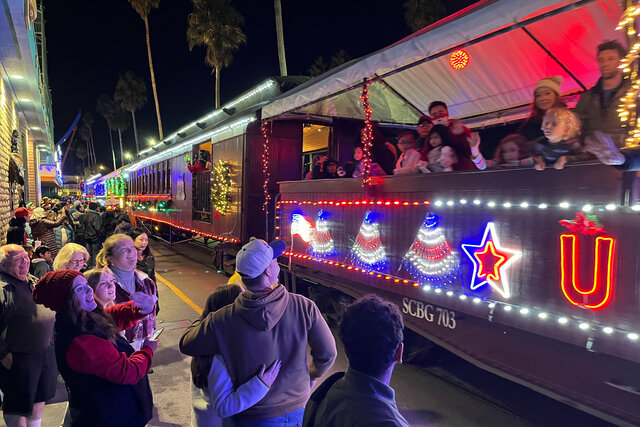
left=130, top=228, right=152, bottom=259
left=61, top=289, right=120, bottom=343
left=191, top=284, right=243, bottom=389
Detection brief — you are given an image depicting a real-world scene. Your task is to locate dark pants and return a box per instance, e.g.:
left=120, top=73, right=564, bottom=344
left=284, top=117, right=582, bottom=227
left=86, top=240, right=102, bottom=268
left=0, top=345, right=57, bottom=417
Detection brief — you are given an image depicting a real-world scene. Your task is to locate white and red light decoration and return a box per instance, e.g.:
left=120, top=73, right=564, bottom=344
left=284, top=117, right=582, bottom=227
left=401, top=212, right=459, bottom=286
left=350, top=210, right=388, bottom=271
left=133, top=214, right=240, bottom=243
left=261, top=121, right=272, bottom=213
left=461, top=222, right=521, bottom=299
left=310, top=210, right=336, bottom=257
left=291, top=213, right=314, bottom=243
left=449, top=49, right=470, bottom=70
left=359, top=80, right=373, bottom=181
left=559, top=213, right=616, bottom=310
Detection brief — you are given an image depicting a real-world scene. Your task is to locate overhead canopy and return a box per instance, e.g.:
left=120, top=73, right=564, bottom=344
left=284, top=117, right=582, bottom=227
left=263, top=0, right=623, bottom=125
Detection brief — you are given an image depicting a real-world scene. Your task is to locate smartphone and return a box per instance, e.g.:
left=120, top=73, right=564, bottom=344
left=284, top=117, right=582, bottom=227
left=150, top=327, right=164, bottom=340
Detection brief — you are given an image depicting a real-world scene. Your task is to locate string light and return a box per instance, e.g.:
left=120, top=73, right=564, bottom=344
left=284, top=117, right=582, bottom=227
left=359, top=80, right=373, bottom=182
left=400, top=212, right=459, bottom=286
left=351, top=210, right=388, bottom=271
left=134, top=214, right=240, bottom=242
left=211, top=160, right=232, bottom=216
left=261, top=121, right=272, bottom=213
left=616, top=4, right=640, bottom=146
left=310, top=210, right=336, bottom=257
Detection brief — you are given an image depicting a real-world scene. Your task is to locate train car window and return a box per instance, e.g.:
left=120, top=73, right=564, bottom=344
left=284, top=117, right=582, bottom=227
left=302, top=124, right=331, bottom=179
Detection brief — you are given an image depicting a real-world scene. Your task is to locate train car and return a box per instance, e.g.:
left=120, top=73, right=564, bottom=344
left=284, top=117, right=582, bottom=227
left=84, top=167, right=128, bottom=208
left=123, top=77, right=308, bottom=253
left=261, top=0, right=640, bottom=425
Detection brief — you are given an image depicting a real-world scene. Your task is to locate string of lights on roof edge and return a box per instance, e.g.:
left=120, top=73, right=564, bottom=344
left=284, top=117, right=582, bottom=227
left=276, top=199, right=640, bottom=212
left=133, top=214, right=240, bottom=243
left=283, top=250, right=640, bottom=344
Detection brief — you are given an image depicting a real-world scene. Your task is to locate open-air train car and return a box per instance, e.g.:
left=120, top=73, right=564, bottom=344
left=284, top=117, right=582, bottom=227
left=263, top=0, right=640, bottom=425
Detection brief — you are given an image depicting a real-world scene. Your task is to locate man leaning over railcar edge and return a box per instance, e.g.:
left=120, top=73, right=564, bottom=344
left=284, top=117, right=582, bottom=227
left=180, top=238, right=337, bottom=426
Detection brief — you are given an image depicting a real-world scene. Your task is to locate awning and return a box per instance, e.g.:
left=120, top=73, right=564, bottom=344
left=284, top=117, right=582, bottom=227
left=262, top=0, right=623, bottom=125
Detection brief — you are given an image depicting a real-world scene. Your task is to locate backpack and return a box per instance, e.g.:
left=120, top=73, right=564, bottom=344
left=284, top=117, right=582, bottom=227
left=302, top=371, right=345, bottom=427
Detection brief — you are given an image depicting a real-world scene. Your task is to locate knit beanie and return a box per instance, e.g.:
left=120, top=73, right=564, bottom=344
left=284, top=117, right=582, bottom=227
left=14, top=207, right=29, bottom=219
left=33, top=270, right=83, bottom=312
left=534, top=76, right=563, bottom=95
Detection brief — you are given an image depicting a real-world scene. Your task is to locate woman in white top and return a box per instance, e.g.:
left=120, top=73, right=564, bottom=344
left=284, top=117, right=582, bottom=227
left=191, top=284, right=282, bottom=427
left=393, top=132, right=424, bottom=175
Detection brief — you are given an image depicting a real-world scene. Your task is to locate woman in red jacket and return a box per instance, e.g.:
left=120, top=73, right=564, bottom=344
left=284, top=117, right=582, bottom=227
left=33, top=270, right=158, bottom=427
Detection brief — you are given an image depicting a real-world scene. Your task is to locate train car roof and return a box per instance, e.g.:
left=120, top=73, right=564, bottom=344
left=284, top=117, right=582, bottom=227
left=262, top=0, right=623, bottom=127
left=126, top=76, right=308, bottom=172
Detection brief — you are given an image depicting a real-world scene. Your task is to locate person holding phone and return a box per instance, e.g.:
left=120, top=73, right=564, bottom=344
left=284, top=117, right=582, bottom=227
left=33, top=270, right=158, bottom=427
left=191, top=284, right=283, bottom=427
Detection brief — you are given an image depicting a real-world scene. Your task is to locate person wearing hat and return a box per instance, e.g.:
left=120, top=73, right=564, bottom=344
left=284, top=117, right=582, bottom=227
left=33, top=270, right=157, bottom=427
left=575, top=40, right=631, bottom=148
left=6, top=207, right=30, bottom=246
left=518, top=76, right=567, bottom=142
left=416, top=115, right=433, bottom=152
left=30, top=246, right=53, bottom=279
left=29, top=207, right=67, bottom=259
left=0, top=245, right=56, bottom=427
left=181, top=239, right=337, bottom=425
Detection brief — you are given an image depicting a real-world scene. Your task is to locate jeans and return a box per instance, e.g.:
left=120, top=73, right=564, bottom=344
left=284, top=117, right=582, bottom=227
left=233, top=408, right=304, bottom=427
left=86, top=241, right=102, bottom=268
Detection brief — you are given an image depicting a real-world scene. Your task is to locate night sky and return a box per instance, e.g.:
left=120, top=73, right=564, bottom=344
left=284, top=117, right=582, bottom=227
left=42, top=0, right=475, bottom=174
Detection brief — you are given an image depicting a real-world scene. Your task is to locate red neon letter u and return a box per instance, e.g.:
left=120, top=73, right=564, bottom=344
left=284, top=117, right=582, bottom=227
left=559, top=234, right=616, bottom=309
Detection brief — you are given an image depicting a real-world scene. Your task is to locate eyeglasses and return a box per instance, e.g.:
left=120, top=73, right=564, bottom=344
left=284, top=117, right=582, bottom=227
left=69, top=259, right=86, bottom=266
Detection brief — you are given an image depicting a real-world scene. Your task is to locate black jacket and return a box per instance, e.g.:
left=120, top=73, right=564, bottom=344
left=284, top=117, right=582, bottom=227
left=80, top=210, right=104, bottom=243
left=101, top=211, right=118, bottom=237
left=6, top=217, right=27, bottom=245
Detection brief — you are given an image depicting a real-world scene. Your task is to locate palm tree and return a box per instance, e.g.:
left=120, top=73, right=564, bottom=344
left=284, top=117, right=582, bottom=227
left=96, top=95, right=118, bottom=171
left=187, top=0, right=247, bottom=108
left=111, top=105, right=131, bottom=168
left=75, top=143, right=88, bottom=175
left=115, top=71, right=147, bottom=156
left=403, top=0, right=446, bottom=32
left=128, top=0, right=164, bottom=139
left=308, top=50, right=352, bottom=77
left=80, top=112, right=97, bottom=166
left=274, top=0, right=287, bottom=76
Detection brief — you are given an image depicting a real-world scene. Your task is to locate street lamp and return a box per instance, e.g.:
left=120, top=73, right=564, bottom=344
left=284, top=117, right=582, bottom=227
left=125, top=152, right=132, bottom=162
left=148, top=138, right=156, bottom=146
left=98, top=165, right=105, bottom=170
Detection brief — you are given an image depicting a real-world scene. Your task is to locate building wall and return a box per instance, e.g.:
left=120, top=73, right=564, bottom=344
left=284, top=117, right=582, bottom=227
left=0, top=78, right=26, bottom=245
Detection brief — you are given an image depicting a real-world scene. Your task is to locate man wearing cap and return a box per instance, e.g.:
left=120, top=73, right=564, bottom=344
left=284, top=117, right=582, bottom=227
left=575, top=40, right=631, bottom=148
left=6, top=208, right=30, bottom=246
left=0, top=245, right=56, bottom=427
left=181, top=239, right=337, bottom=425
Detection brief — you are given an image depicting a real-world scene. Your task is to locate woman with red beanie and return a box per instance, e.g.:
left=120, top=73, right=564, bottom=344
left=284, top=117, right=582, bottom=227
left=33, top=270, right=158, bottom=427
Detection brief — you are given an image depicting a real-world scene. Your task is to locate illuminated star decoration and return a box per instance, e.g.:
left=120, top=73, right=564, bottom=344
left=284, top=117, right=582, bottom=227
left=461, top=222, right=521, bottom=298
left=291, top=214, right=314, bottom=243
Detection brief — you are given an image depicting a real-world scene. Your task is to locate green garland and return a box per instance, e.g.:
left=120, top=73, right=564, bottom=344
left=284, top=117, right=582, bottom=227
left=106, top=176, right=127, bottom=197
left=211, top=160, right=232, bottom=216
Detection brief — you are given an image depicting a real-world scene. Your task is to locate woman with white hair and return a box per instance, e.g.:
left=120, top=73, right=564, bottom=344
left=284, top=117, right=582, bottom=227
left=29, top=207, right=67, bottom=258
left=53, top=243, right=89, bottom=272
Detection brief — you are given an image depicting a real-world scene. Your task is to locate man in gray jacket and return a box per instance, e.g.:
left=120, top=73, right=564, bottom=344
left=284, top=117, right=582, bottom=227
left=181, top=239, right=337, bottom=425
left=0, top=245, right=57, bottom=427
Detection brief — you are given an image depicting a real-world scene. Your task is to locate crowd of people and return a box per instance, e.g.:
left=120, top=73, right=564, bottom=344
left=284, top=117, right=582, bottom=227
left=0, top=197, right=161, bottom=426
left=308, top=40, right=630, bottom=180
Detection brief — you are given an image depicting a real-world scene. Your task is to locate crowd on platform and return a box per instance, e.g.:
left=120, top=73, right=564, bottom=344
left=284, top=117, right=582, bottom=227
left=308, top=40, right=635, bottom=180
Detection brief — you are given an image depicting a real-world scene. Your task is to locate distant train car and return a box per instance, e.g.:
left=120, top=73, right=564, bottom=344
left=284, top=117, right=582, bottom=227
left=85, top=167, right=128, bottom=208
left=123, top=77, right=308, bottom=253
